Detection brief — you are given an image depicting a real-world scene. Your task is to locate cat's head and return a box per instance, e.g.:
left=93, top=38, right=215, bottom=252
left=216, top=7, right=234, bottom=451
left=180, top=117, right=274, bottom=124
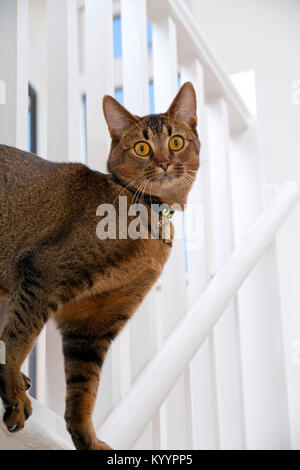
left=103, top=82, right=200, bottom=208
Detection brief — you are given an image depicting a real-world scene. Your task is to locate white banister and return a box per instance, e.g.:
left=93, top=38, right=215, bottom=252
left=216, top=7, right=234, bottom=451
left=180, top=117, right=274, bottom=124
left=98, top=181, right=299, bottom=449
left=0, top=399, right=72, bottom=450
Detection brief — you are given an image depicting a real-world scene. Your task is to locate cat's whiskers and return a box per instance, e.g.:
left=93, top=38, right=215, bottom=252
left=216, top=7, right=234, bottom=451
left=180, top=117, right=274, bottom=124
left=138, top=179, right=150, bottom=204
left=140, top=178, right=151, bottom=203
left=130, top=179, right=144, bottom=207
left=182, top=173, right=194, bottom=187
left=112, top=176, right=138, bottom=206
left=182, top=172, right=202, bottom=191
left=132, top=179, right=148, bottom=207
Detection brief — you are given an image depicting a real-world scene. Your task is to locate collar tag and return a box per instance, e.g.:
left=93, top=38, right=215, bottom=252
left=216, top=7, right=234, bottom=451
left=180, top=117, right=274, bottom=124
left=160, top=204, right=175, bottom=219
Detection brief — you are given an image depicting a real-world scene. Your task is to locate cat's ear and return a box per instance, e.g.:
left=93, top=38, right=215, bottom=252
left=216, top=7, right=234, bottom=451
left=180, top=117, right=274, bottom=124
left=103, top=95, right=138, bottom=139
left=166, top=82, right=197, bottom=128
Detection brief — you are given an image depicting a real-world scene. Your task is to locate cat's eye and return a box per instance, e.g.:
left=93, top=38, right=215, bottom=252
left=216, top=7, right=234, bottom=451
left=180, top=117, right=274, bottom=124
left=169, top=136, right=184, bottom=151
left=134, top=142, right=150, bottom=157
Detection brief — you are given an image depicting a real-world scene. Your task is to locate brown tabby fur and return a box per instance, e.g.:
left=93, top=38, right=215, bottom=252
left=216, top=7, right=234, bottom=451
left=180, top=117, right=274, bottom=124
left=0, top=82, right=200, bottom=450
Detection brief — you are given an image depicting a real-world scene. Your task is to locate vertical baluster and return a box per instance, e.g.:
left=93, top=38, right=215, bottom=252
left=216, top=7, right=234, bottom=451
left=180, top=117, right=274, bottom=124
left=29, top=0, right=49, bottom=404
left=83, top=0, right=116, bottom=429
left=0, top=0, right=29, bottom=376
left=120, top=0, right=155, bottom=450
left=36, top=327, right=46, bottom=405
left=152, top=285, right=168, bottom=450
left=229, top=73, right=290, bottom=449
left=180, top=58, right=220, bottom=450
left=28, top=0, right=47, bottom=157
left=85, top=0, right=113, bottom=172
left=205, top=97, right=246, bottom=449
left=152, top=13, right=189, bottom=450
left=45, top=0, right=81, bottom=416
left=47, top=0, right=80, bottom=163
left=121, top=0, right=149, bottom=114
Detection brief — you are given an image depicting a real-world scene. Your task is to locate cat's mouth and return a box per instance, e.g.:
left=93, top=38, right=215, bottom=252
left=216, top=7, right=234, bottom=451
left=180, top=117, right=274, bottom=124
left=153, top=173, right=177, bottom=183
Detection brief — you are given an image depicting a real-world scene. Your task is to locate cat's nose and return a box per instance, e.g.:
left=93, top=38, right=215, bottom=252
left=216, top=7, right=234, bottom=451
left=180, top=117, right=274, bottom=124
left=158, top=161, right=170, bottom=171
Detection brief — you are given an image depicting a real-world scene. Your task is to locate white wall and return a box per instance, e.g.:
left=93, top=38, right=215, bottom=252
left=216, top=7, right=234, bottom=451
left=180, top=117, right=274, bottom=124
left=186, top=0, right=300, bottom=449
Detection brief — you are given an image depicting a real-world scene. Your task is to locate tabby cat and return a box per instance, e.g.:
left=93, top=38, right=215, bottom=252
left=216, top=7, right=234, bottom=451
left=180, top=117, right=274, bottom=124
left=0, top=82, right=200, bottom=450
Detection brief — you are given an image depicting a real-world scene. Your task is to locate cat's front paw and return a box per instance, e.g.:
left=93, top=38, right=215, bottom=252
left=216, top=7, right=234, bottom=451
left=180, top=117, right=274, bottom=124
left=0, top=367, right=32, bottom=433
left=67, top=422, right=113, bottom=450
left=3, top=394, right=32, bottom=433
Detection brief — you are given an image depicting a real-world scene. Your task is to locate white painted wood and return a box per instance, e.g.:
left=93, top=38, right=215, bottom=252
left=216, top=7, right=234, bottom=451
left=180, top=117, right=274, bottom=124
left=119, top=325, right=132, bottom=397
left=180, top=58, right=220, bottom=450
left=121, top=0, right=149, bottom=115
left=85, top=0, right=114, bottom=172
left=180, top=59, right=210, bottom=304
left=229, top=74, right=291, bottom=449
left=188, top=337, right=220, bottom=449
left=99, top=181, right=299, bottom=449
left=120, top=0, right=149, bottom=384
left=36, top=327, right=47, bottom=405
left=147, top=0, right=252, bottom=132
left=0, top=399, right=73, bottom=450
left=46, top=0, right=81, bottom=163
left=206, top=97, right=246, bottom=449
left=152, top=15, right=178, bottom=110
left=28, top=0, right=47, bottom=157
left=151, top=285, right=169, bottom=450
left=119, top=0, right=157, bottom=449
left=44, top=320, right=65, bottom=417
left=133, top=423, right=153, bottom=451
left=152, top=13, right=191, bottom=450
left=0, top=0, right=28, bottom=150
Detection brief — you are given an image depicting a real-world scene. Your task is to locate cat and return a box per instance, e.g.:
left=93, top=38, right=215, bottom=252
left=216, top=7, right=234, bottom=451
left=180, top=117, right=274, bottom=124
left=0, top=82, right=200, bottom=450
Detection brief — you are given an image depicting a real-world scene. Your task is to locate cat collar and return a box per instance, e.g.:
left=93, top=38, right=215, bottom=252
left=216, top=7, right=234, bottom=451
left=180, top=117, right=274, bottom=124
left=109, top=172, right=175, bottom=219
